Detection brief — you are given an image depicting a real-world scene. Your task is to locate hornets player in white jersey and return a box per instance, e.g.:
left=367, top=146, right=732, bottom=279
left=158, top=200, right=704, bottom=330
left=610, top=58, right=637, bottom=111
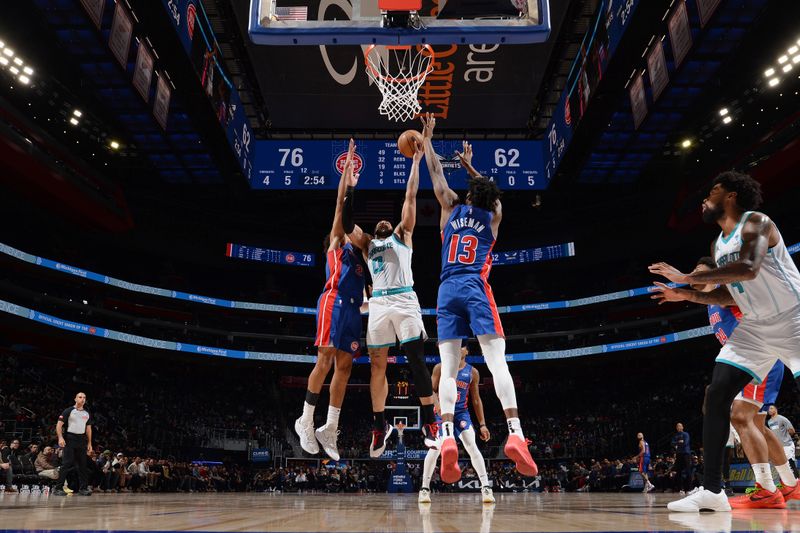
left=651, top=171, right=800, bottom=512
left=341, top=138, right=438, bottom=458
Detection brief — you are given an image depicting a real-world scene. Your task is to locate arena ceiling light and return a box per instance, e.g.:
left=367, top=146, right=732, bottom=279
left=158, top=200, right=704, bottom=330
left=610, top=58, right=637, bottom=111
left=722, top=116, right=732, bottom=124
left=109, top=140, right=120, bottom=150
left=680, top=139, right=692, bottom=148
left=0, top=37, right=34, bottom=86
left=718, top=108, right=728, bottom=116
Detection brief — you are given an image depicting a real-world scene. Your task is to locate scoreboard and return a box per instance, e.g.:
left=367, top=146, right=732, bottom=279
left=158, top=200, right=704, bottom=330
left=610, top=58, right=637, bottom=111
left=250, top=139, right=547, bottom=190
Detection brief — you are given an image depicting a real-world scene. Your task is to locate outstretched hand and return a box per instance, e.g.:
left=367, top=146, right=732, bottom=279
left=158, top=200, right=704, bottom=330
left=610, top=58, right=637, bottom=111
left=412, top=138, right=425, bottom=163
left=455, top=140, right=473, bottom=168
left=650, top=282, right=687, bottom=305
left=419, top=112, right=435, bottom=139
left=648, top=262, right=689, bottom=284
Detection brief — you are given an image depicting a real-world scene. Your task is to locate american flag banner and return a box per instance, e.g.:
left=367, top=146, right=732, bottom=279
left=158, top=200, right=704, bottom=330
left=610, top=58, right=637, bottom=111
left=275, top=7, right=308, bottom=21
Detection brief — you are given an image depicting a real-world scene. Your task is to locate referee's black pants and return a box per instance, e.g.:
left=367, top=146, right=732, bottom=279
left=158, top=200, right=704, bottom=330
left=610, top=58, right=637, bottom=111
left=57, top=434, right=88, bottom=490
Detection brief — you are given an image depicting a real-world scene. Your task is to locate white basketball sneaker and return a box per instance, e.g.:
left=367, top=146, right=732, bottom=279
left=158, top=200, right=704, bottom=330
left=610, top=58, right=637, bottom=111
left=481, top=486, right=496, bottom=504
left=667, top=486, right=731, bottom=512
left=315, top=423, right=341, bottom=460
left=294, top=417, right=319, bottom=455
left=418, top=488, right=432, bottom=503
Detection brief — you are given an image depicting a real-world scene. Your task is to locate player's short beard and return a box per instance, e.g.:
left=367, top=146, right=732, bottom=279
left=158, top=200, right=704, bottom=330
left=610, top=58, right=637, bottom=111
left=375, top=225, right=393, bottom=238
left=702, top=203, right=724, bottom=224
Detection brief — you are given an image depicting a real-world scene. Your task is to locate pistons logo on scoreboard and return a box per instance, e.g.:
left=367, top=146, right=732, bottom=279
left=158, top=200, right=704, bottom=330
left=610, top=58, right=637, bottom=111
left=335, top=152, right=364, bottom=175
left=89, top=327, right=97, bottom=335
left=285, top=253, right=295, bottom=263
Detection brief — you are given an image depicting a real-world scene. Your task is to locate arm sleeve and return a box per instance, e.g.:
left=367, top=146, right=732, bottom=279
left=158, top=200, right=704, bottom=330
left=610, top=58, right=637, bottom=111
left=59, top=408, right=72, bottom=429
left=783, top=416, right=794, bottom=432
left=86, top=412, right=93, bottom=426
left=342, top=186, right=355, bottom=234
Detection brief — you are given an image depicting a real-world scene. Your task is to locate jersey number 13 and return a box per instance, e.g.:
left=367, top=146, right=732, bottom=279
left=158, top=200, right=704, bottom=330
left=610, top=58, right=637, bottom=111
left=447, top=235, right=478, bottom=265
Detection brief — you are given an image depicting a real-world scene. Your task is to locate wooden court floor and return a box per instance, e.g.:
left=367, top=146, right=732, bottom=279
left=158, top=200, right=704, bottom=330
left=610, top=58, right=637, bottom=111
left=1, top=492, right=799, bottom=533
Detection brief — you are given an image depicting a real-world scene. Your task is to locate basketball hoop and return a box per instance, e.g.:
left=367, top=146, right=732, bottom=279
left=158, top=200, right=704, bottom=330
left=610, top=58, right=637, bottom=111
left=364, top=44, right=434, bottom=122
left=395, top=421, right=406, bottom=439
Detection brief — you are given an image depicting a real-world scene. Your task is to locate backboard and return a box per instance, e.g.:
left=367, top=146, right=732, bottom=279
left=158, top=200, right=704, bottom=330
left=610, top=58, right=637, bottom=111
left=248, top=0, right=551, bottom=45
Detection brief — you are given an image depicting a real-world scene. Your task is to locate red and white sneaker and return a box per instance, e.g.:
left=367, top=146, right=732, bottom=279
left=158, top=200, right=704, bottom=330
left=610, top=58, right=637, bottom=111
left=439, top=437, right=462, bottom=483
left=777, top=482, right=800, bottom=502
left=729, top=484, right=786, bottom=509
left=504, top=435, right=538, bottom=477
left=422, top=422, right=440, bottom=449
left=369, top=425, right=394, bottom=458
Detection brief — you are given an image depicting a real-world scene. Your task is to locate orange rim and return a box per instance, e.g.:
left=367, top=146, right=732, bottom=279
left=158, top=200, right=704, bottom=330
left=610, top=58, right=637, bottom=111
left=364, top=44, right=435, bottom=84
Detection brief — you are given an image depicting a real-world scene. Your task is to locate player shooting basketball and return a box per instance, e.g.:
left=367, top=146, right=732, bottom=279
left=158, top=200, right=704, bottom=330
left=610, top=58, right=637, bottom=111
left=419, top=112, right=537, bottom=484
left=295, top=139, right=365, bottom=461
left=341, top=136, right=439, bottom=458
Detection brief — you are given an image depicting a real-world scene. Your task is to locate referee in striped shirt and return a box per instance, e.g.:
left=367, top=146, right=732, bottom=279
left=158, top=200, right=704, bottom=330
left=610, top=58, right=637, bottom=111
left=53, top=392, right=93, bottom=496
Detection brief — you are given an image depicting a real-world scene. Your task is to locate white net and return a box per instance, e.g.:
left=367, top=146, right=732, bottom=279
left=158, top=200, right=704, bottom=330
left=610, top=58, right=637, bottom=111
left=364, top=45, right=434, bottom=123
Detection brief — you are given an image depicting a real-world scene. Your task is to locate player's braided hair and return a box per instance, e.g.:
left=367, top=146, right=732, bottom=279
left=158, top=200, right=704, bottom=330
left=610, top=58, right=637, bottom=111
left=467, top=175, right=502, bottom=212
left=712, top=171, right=763, bottom=211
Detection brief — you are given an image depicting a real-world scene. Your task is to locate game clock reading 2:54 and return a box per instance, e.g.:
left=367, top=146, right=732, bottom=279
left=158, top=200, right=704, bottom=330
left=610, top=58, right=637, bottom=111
left=250, top=139, right=547, bottom=190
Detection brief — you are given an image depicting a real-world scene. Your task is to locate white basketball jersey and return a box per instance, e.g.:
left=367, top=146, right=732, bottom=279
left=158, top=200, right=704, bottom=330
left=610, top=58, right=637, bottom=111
left=367, top=234, right=414, bottom=291
left=714, top=211, right=800, bottom=320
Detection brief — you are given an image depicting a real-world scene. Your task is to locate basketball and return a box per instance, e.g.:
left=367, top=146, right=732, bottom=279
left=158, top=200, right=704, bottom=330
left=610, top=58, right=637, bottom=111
left=397, top=129, right=424, bottom=158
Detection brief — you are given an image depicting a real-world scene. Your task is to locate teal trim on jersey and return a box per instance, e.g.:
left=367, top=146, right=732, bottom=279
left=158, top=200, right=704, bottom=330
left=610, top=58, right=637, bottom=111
left=372, top=286, right=414, bottom=297
left=392, top=233, right=410, bottom=249
left=399, top=335, right=422, bottom=344
left=367, top=342, right=397, bottom=348
left=720, top=211, right=753, bottom=244
left=794, top=370, right=800, bottom=379
left=716, top=358, right=762, bottom=384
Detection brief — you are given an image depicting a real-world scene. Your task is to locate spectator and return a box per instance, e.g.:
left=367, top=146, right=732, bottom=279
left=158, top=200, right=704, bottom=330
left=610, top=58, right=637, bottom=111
left=35, top=446, right=59, bottom=480
left=0, top=439, right=16, bottom=492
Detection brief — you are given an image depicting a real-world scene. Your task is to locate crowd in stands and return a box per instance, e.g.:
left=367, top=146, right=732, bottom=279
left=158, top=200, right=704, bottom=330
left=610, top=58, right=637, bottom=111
left=2, top=340, right=798, bottom=495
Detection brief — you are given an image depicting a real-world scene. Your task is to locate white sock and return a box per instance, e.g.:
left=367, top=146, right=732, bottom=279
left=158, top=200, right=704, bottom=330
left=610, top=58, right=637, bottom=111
left=301, top=402, right=315, bottom=424
left=775, top=462, right=797, bottom=487
left=422, top=448, right=439, bottom=489
left=326, top=406, right=341, bottom=427
left=507, top=417, right=524, bottom=438
left=752, top=463, right=777, bottom=492
left=441, top=421, right=455, bottom=439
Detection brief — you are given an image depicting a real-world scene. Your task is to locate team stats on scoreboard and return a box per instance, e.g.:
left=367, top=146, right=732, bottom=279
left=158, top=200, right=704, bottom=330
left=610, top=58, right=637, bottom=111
left=250, top=139, right=547, bottom=190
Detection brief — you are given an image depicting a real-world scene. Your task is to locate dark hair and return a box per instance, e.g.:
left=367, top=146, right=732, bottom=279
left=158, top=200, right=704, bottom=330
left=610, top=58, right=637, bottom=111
left=467, top=176, right=502, bottom=212
left=712, top=171, right=763, bottom=211
left=696, top=256, right=715, bottom=268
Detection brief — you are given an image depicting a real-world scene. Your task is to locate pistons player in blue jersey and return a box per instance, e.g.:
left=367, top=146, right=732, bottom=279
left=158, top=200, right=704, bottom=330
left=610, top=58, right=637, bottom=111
left=419, top=342, right=494, bottom=504
left=295, top=140, right=365, bottom=462
left=689, top=257, right=798, bottom=506
left=636, top=433, right=654, bottom=492
left=419, top=113, right=537, bottom=484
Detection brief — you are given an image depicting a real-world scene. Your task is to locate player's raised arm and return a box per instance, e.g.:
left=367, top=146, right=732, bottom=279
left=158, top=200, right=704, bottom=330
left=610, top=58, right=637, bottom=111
left=470, top=367, right=490, bottom=441
left=457, top=141, right=502, bottom=228
left=648, top=213, right=775, bottom=285
left=340, top=142, right=372, bottom=252
left=329, top=139, right=356, bottom=248
left=650, top=283, right=735, bottom=307
left=419, top=113, right=458, bottom=225
left=396, top=139, right=423, bottom=243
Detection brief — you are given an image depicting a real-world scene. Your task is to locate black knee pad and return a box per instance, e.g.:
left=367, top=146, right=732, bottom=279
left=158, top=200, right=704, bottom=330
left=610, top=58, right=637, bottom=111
left=404, top=339, right=433, bottom=397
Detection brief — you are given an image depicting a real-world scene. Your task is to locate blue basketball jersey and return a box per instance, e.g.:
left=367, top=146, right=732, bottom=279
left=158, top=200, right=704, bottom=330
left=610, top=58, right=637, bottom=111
left=440, top=204, right=495, bottom=282
left=707, top=304, right=741, bottom=346
left=323, top=242, right=365, bottom=303
left=642, top=440, right=650, bottom=457
left=454, top=363, right=473, bottom=413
